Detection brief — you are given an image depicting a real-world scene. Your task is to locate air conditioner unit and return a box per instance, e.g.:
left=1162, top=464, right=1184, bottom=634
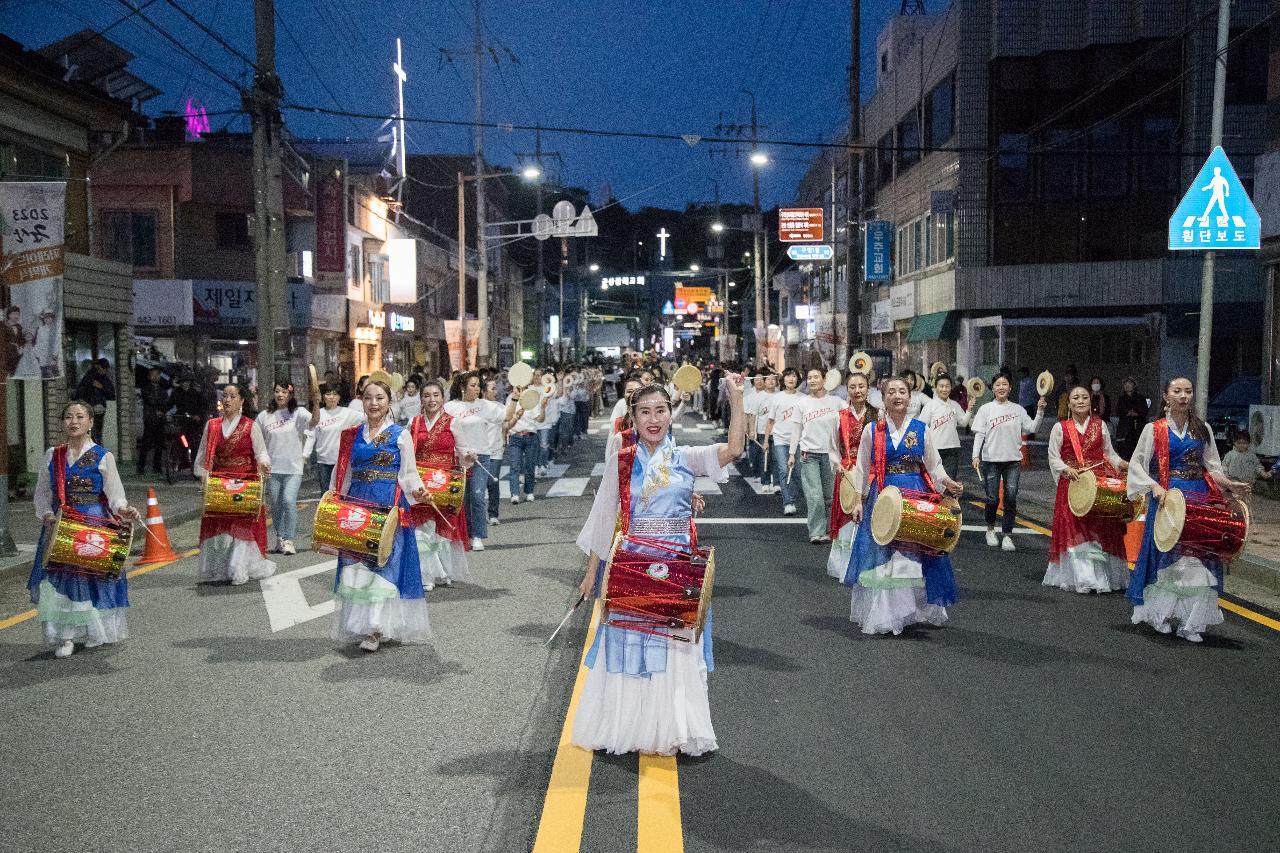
left=1247, top=405, right=1280, bottom=456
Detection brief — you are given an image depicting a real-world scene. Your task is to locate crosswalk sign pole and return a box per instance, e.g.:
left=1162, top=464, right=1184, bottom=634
left=1194, top=0, right=1231, bottom=420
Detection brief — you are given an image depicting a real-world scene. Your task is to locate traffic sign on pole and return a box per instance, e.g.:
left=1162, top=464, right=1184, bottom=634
left=778, top=208, right=824, bottom=242
left=787, top=244, right=834, bottom=261
left=1168, top=147, right=1260, bottom=250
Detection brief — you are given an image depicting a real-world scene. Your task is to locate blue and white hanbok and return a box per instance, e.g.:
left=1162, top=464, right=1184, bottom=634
left=844, top=416, right=958, bottom=635
left=27, top=440, right=131, bottom=648
left=330, top=421, right=431, bottom=644
left=1126, top=419, right=1228, bottom=640
left=574, top=434, right=727, bottom=756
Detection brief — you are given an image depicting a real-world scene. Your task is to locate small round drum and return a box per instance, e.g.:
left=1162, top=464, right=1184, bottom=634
left=204, top=473, right=263, bottom=517
left=848, top=351, right=872, bottom=374
left=1067, top=469, right=1139, bottom=521
left=312, top=490, right=400, bottom=567
left=838, top=471, right=860, bottom=515
left=518, top=388, right=543, bottom=411
left=1153, top=487, right=1249, bottom=562
left=870, top=485, right=962, bottom=554
left=508, top=361, right=533, bottom=387
left=602, top=532, right=715, bottom=641
left=44, top=509, right=133, bottom=579
left=673, top=364, right=702, bottom=394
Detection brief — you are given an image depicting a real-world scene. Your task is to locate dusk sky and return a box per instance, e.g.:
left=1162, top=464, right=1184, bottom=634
left=6, top=0, right=912, bottom=209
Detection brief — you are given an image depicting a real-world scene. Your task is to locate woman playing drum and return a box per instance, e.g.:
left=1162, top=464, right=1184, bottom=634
left=826, top=371, right=875, bottom=580
left=405, top=379, right=477, bottom=588
left=330, top=380, right=432, bottom=652
left=843, top=377, right=964, bottom=636
left=573, top=377, right=746, bottom=756
left=193, top=383, right=275, bottom=585
left=1126, top=377, right=1250, bottom=642
left=1043, top=386, right=1131, bottom=594
left=27, top=401, right=139, bottom=658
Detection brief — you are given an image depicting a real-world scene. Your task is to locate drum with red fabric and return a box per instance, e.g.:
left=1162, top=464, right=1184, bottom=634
left=1153, top=488, right=1249, bottom=562
left=1048, top=416, right=1128, bottom=567
left=401, top=413, right=469, bottom=546
left=198, top=416, right=268, bottom=555
left=601, top=531, right=716, bottom=641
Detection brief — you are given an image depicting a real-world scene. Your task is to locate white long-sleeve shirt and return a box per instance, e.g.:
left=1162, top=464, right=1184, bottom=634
left=918, top=397, right=972, bottom=451
left=971, top=401, right=1043, bottom=463
left=853, top=416, right=949, bottom=496
left=443, top=398, right=507, bottom=457
left=510, top=394, right=546, bottom=434
left=393, top=392, right=422, bottom=424
left=794, top=393, right=847, bottom=456
left=765, top=390, right=804, bottom=447
left=256, top=407, right=311, bottom=475
left=34, top=438, right=127, bottom=517
left=1126, top=419, right=1225, bottom=500
left=307, top=405, right=366, bottom=465
left=193, top=415, right=270, bottom=477
left=1047, top=417, right=1123, bottom=483
left=327, top=419, right=426, bottom=501
left=751, top=390, right=776, bottom=436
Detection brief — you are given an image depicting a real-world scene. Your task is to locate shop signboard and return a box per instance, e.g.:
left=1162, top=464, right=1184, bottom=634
left=134, top=279, right=194, bottom=326
left=870, top=299, right=893, bottom=334
left=314, top=161, right=346, bottom=292
left=193, top=280, right=310, bottom=328
left=864, top=220, right=892, bottom=282
left=778, top=208, right=823, bottom=242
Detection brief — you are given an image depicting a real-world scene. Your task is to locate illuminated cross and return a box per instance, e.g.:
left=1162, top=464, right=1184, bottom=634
left=392, top=39, right=408, bottom=191
left=656, top=227, right=670, bottom=259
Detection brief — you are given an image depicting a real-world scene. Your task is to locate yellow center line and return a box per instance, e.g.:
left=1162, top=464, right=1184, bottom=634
left=637, top=754, right=683, bottom=853
left=531, top=600, right=601, bottom=853
left=0, top=547, right=199, bottom=631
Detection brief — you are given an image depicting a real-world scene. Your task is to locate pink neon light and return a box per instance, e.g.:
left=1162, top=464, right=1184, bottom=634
left=184, top=98, right=210, bottom=139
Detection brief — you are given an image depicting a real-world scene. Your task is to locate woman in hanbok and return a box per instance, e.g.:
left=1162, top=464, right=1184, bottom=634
left=826, top=371, right=875, bottom=579
left=1126, top=377, right=1250, bottom=642
left=193, top=383, right=276, bottom=585
left=330, top=380, right=432, bottom=652
left=406, top=380, right=476, bottom=589
left=844, top=377, right=964, bottom=635
left=28, top=401, right=139, bottom=657
left=573, top=377, right=746, bottom=756
left=1042, top=385, right=1131, bottom=594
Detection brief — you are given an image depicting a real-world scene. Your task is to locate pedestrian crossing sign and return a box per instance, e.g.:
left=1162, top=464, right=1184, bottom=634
left=1168, top=146, right=1260, bottom=250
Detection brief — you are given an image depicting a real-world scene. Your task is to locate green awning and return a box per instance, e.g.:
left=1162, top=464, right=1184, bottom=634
left=907, top=311, right=956, bottom=343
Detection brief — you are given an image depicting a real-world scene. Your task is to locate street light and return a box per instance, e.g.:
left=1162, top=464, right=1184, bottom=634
left=750, top=151, right=768, bottom=166
left=589, top=263, right=600, bottom=272
left=711, top=221, right=725, bottom=233
left=522, top=165, right=541, bottom=181
left=690, top=264, right=700, bottom=272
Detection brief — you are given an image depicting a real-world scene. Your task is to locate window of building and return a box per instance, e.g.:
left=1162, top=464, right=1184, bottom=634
left=215, top=211, right=250, bottom=249
left=876, top=133, right=894, bottom=189
left=368, top=253, right=389, bottom=303
left=1, top=142, right=66, bottom=181
left=925, top=74, right=955, bottom=147
left=99, top=209, right=157, bottom=268
left=897, top=110, right=921, bottom=172
left=996, top=133, right=1030, bottom=200
left=1089, top=122, right=1127, bottom=197
left=1039, top=129, right=1080, bottom=200
left=348, top=244, right=363, bottom=295
left=912, top=218, right=923, bottom=270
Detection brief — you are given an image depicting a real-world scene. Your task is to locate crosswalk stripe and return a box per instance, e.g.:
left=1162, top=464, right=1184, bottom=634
left=693, top=477, right=722, bottom=495
left=546, top=477, right=590, bottom=498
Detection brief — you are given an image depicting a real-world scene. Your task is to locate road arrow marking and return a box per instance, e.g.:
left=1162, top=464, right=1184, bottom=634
left=260, top=559, right=337, bottom=632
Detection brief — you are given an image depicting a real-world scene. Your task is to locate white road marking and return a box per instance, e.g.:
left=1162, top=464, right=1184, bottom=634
left=545, top=477, right=589, bottom=498
left=539, top=463, right=569, bottom=479
left=960, top=525, right=1042, bottom=536
left=693, top=477, right=722, bottom=495
left=260, top=559, right=337, bottom=632
left=590, top=462, right=606, bottom=477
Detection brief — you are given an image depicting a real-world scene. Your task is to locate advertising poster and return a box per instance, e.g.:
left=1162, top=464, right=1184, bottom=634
left=1, top=181, right=65, bottom=379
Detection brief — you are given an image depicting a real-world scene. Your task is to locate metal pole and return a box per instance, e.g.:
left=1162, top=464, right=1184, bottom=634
left=559, top=237, right=567, bottom=361
left=0, top=281, right=16, bottom=556
left=847, top=0, right=861, bottom=359
left=251, top=0, right=285, bottom=395
left=473, top=0, right=490, bottom=366
left=1195, top=0, right=1231, bottom=419
left=457, top=171, right=467, bottom=370
left=534, top=128, right=546, bottom=363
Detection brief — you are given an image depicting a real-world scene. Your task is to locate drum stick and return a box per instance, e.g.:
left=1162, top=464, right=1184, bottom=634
left=546, top=594, right=587, bottom=645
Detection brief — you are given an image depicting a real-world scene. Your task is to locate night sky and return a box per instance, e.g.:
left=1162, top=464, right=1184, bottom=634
left=6, top=0, right=912, bottom=210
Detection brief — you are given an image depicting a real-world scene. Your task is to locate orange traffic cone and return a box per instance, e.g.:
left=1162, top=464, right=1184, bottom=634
left=135, top=487, right=180, bottom=565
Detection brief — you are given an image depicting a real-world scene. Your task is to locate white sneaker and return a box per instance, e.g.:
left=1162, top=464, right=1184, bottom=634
left=783, top=503, right=797, bottom=516
left=489, top=517, right=500, bottom=525
left=511, top=496, right=521, bottom=505
left=359, top=636, right=381, bottom=653
left=274, top=536, right=284, bottom=553
left=281, top=539, right=296, bottom=556
left=1181, top=631, right=1203, bottom=643
left=471, top=537, right=484, bottom=551
left=54, top=640, right=74, bottom=658
left=985, top=530, right=999, bottom=547
left=1001, top=535, right=1015, bottom=552
left=525, top=494, right=535, bottom=503
left=1155, top=622, right=1173, bottom=634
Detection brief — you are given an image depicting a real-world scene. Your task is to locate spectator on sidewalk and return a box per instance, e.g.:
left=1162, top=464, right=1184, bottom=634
left=1017, top=367, right=1037, bottom=418
left=1056, top=365, right=1079, bottom=419
left=137, top=367, right=170, bottom=475
left=75, top=358, right=116, bottom=444
left=1222, top=434, right=1272, bottom=487
left=1114, top=377, right=1149, bottom=460
left=1089, top=376, right=1111, bottom=424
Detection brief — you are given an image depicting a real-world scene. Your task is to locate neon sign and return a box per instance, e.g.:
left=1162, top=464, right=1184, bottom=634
left=184, top=98, right=210, bottom=139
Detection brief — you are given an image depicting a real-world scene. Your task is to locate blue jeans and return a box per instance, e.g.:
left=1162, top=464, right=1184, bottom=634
left=747, top=436, right=764, bottom=478
left=771, top=441, right=796, bottom=506
left=484, top=456, right=501, bottom=519
left=575, top=400, right=589, bottom=435
left=558, top=412, right=575, bottom=453
left=539, top=428, right=553, bottom=466
left=509, top=433, right=538, bottom=495
left=466, top=454, right=490, bottom=539
left=316, top=462, right=335, bottom=493
left=266, top=472, right=302, bottom=541
left=798, top=451, right=834, bottom=540
left=981, top=460, right=1021, bottom=535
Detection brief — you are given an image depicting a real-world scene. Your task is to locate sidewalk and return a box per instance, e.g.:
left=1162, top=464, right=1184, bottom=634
left=965, top=439, right=1280, bottom=612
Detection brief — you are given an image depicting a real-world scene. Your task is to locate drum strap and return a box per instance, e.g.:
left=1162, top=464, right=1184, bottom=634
left=872, top=418, right=887, bottom=489
left=204, top=417, right=220, bottom=473
left=334, top=425, right=359, bottom=495
left=52, top=444, right=68, bottom=509
left=839, top=408, right=867, bottom=470
left=1064, top=417, right=1088, bottom=467
left=616, top=429, right=638, bottom=535
left=1152, top=419, right=1170, bottom=489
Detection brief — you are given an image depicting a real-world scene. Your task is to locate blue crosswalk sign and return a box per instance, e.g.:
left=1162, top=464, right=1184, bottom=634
left=1168, top=147, right=1260, bottom=250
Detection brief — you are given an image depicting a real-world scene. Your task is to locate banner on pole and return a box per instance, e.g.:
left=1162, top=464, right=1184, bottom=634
left=0, top=181, right=66, bottom=379
left=314, top=161, right=347, bottom=292
left=444, top=319, right=484, bottom=372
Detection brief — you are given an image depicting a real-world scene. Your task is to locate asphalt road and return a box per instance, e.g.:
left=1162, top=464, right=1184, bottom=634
left=3, top=414, right=1279, bottom=853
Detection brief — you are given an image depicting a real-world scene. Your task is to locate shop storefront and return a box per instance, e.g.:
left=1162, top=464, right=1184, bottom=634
left=348, top=301, right=383, bottom=379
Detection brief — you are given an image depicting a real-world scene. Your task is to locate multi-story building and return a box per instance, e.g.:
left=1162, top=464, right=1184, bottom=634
left=800, top=1, right=1270, bottom=397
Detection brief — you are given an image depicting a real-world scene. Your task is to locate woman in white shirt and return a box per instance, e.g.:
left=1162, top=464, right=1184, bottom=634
left=506, top=373, right=549, bottom=502
left=789, top=368, right=847, bottom=543
left=763, top=368, right=803, bottom=516
left=307, top=383, right=365, bottom=493
left=481, top=377, right=507, bottom=525
left=917, top=375, right=975, bottom=479
left=257, top=383, right=311, bottom=555
left=970, top=373, right=1046, bottom=551
left=538, top=378, right=560, bottom=476
left=393, top=376, right=423, bottom=424
left=347, top=375, right=369, bottom=414
left=444, top=371, right=512, bottom=549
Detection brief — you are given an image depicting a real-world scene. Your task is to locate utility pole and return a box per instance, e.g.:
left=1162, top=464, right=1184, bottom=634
left=847, top=0, right=861, bottom=362
left=1195, top=0, right=1231, bottom=419
left=249, top=0, right=286, bottom=394
left=746, top=91, right=765, bottom=362
left=472, top=0, right=491, bottom=366
left=458, top=171, right=468, bottom=370
left=516, top=127, right=562, bottom=363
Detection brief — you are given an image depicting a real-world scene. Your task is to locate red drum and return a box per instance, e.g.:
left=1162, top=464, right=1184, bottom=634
left=601, top=532, right=716, bottom=641
left=1153, top=488, right=1249, bottom=562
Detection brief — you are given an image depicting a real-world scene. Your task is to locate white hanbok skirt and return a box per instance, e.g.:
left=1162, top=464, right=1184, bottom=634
left=415, top=523, right=469, bottom=588
left=850, top=552, right=948, bottom=635
left=198, top=534, right=276, bottom=585
left=34, top=580, right=128, bottom=646
left=826, top=520, right=856, bottom=580
left=332, top=563, right=431, bottom=644
left=1131, top=557, right=1224, bottom=637
left=1043, top=542, right=1130, bottom=594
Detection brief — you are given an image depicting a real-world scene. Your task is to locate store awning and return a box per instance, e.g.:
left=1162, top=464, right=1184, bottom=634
left=906, top=311, right=956, bottom=343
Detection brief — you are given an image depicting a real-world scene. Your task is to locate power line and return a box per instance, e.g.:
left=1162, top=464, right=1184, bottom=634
left=110, top=0, right=247, bottom=93
left=272, top=7, right=360, bottom=133
left=158, top=0, right=261, bottom=74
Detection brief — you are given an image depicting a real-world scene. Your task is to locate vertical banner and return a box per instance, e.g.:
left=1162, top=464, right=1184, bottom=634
left=443, top=320, right=482, bottom=371
left=864, top=220, right=892, bottom=282
left=1, top=182, right=66, bottom=379
left=314, top=161, right=347, bottom=293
